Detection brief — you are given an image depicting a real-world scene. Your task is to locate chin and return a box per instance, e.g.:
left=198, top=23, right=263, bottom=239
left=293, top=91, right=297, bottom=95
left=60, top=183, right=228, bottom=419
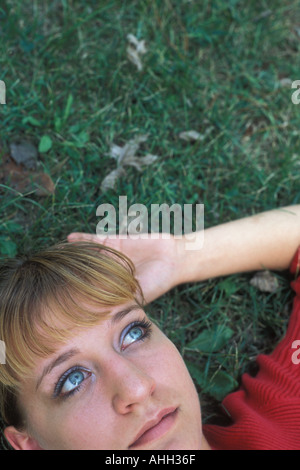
left=160, top=437, right=202, bottom=451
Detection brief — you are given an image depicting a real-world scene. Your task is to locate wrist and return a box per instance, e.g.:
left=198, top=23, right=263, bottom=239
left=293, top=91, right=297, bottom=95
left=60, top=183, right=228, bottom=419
left=174, top=231, right=208, bottom=285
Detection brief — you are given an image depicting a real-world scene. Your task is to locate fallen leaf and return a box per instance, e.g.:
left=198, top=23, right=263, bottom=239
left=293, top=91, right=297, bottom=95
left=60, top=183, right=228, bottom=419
left=250, top=271, right=279, bottom=293
left=101, top=135, right=158, bottom=192
left=100, top=167, right=125, bottom=192
left=278, top=78, right=292, bottom=88
left=0, top=155, right=55, bottom=196
left=179, top=130, right=206, bottom=142
left=9, top=140, right=38, bottom=170
left=126, top=34, right=147, bottom=71
left=113, top=134, right=149, bottom=166
left=179, top=128, right=213, bottom=142
left=125, top=154, right=158, bottom=171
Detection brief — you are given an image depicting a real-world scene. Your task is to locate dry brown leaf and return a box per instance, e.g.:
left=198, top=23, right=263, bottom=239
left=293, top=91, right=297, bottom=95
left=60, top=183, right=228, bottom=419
left=126, top=34, right=147, bottom=71
left=0, top=155, right=55, bottom=196
left=250, top=271, right=279, bottom=293
left=100, top=135, right=158, bottom=192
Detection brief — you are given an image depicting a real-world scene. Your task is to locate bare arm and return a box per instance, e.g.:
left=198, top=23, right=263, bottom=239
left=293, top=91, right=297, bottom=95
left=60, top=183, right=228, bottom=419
left=177, top=205, right=300, bottom=285
left=68, top=205, right=300, bottom=302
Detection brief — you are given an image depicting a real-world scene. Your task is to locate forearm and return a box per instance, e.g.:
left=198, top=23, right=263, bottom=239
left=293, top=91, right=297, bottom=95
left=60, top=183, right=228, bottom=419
left=177, top=205, right=300, bottom=284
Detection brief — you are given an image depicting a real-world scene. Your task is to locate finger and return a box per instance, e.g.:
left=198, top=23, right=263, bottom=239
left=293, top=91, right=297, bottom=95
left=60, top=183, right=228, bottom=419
left=67, top=233, right=123, bottom=251
left=67, top=232, right=108, bottom=243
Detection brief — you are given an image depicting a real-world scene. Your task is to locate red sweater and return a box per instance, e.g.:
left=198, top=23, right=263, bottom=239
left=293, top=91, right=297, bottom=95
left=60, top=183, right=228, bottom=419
left=203, top=248, right=300, bottom=450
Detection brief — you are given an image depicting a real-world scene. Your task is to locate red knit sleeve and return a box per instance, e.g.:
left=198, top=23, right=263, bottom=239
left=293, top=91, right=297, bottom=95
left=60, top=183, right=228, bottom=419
left=203, top=247, right=300, bottom=450
left=290, top=246, right=300, bottom=296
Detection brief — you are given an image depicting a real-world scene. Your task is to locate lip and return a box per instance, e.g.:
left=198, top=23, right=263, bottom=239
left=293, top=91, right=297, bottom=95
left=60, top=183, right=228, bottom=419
left=129, top=407, right=178, bottom=449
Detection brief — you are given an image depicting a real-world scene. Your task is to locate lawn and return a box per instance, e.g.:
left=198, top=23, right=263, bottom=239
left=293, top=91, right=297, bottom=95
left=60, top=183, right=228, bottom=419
left=1, top=0, right=300, bottom=449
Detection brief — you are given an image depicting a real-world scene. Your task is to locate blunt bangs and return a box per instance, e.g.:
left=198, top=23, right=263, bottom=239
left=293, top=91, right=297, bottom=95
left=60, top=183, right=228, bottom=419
left=0, top=241, right=144, bottom=389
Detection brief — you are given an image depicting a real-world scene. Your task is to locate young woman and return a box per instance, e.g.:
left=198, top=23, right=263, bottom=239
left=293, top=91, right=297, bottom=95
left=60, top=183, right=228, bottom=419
left=1, top=205, right=300, bottom=450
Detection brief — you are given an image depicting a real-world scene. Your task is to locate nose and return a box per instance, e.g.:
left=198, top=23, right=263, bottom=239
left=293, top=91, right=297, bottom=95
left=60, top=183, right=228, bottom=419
left=110, top=355, right=156, bottom=414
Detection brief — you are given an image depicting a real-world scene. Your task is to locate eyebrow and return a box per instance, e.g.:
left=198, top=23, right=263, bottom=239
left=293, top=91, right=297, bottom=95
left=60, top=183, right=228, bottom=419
left=36, top=304, right=142, bottom=391
left=36, top=348, right=79, bottom=391
left=110, top=304, right=142, bottom=324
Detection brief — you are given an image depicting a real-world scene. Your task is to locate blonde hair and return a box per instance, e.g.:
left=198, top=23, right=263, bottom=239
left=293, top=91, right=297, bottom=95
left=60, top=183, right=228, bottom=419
left=0, top=241, right=144, bottom=427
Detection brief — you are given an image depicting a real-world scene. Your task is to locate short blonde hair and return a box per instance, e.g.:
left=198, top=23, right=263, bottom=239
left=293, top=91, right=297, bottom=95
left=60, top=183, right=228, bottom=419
left=0, top=241, right=144, bottom=427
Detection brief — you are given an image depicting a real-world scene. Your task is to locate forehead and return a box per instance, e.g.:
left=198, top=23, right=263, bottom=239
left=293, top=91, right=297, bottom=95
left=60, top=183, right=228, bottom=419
left=36, top=302, right=143, bottom=358
left=36, top=296, right=142, bottom=337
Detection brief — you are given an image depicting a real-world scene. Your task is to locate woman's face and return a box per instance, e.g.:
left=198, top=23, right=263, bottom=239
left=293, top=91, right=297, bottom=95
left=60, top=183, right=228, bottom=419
left=6, top=303, right=206, bottom=450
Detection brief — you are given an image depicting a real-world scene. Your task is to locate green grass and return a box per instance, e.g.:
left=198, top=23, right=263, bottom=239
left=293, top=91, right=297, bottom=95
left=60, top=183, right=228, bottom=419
left=1, top=0, right=300, bottom=447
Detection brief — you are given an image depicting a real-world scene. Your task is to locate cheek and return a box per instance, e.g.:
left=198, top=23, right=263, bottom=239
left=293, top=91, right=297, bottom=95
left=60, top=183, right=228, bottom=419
left=153, top=334, right=189, bottom=380
left=21, top=384, right=115, bottom=450
left=153, top=339, right=203, bottom=444
left=28, top=403, right=117, bottom=450
left=152, top=336, right=200, bottom=402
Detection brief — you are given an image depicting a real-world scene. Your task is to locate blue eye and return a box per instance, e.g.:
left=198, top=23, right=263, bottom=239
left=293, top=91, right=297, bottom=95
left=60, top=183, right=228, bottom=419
left=62, top=371, right=84, bottom=394
left=54, top=368, right=91, bottom=399
left=53, top=318, right=152, bottom=399
left=121, top=319, right=152, bottom=351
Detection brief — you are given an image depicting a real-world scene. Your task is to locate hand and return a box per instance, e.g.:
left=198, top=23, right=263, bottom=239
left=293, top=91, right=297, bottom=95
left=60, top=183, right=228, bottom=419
left=67, top=232, right=182, bottom=304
